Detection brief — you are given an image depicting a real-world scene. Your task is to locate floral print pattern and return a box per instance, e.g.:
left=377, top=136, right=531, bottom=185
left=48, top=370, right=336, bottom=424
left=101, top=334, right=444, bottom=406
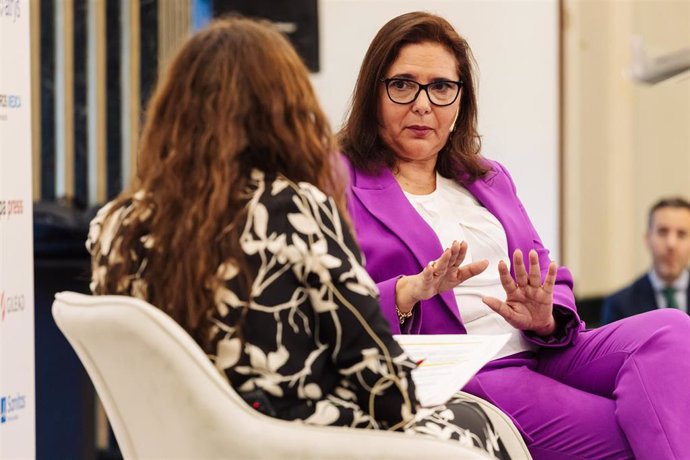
left=87, top=170, right=508, bottom=459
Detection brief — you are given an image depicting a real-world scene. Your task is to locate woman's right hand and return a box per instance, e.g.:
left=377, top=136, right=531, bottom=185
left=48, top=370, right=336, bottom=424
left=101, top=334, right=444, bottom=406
left=395, top=240, right=489, bottom=313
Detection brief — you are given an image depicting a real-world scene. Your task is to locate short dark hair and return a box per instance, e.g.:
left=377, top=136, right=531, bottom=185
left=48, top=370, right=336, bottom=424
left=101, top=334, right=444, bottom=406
left=338, top=11, right=488, bottom=182
left=648, top=197, right=690, bottom=229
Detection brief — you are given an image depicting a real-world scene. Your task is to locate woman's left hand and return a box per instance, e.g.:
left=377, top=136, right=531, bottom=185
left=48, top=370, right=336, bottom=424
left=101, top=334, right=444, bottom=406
left=482, top=249, right=557, bottom=336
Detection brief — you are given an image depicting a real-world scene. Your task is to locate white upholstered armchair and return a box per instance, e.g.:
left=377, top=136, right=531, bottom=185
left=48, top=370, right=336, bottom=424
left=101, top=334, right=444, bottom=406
left=52, top=292, right=530, bottom=459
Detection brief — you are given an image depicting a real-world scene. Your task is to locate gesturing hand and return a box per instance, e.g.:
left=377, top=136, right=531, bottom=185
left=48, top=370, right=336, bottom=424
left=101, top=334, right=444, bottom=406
left=482, top=249, right=557, bottom=337
left=396, top=241, right=489, bottom=313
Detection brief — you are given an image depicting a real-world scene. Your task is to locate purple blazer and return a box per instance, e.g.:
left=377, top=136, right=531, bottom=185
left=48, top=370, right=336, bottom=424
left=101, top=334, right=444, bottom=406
left=345, top=157, right=584, bottom=347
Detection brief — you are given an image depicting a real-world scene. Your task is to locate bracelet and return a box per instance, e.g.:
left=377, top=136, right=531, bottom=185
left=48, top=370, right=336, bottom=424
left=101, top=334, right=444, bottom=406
left=395, top=304, right=413, bottom=324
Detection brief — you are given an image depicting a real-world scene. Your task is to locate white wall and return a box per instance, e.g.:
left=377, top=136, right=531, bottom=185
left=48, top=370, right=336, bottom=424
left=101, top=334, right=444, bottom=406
left=0, top=0, right=36, bottom=456
left=311, top=0, right=561, bottom=260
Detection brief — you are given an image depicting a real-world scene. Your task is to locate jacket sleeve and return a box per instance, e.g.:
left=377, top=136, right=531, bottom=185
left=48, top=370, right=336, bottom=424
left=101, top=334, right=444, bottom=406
left=376, top=277, right=430, bottom=335
left=496, top=162, right=584, bottom=347
left=344, top=179, right=420, bottom=335
left=294, top=184, right=418, bottom=430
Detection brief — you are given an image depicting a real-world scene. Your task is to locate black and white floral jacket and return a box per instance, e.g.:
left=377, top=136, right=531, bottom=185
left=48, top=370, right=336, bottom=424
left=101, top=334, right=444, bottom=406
left=87, top=170, right=505, bottom=456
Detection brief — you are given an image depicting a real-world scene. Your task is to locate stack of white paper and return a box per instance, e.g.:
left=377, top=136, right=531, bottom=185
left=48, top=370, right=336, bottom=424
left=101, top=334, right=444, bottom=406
left=393, top=334, right=511, bottom=407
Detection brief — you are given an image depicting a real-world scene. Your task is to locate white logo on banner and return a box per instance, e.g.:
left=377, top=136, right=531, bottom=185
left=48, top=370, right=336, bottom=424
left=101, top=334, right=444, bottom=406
left=1, top=393, right=27, bottom=424
left=0, top=0, right=36, bottom=457
left=1, top=291, right=26, bottom=322
left=0, top=93, right=21, bottom=121
left=0, top=0, right=21, bottom=22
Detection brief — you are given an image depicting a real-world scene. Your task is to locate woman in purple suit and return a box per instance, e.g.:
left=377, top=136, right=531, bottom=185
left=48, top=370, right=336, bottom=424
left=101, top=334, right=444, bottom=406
left=339, top=11, right=690, bottom=460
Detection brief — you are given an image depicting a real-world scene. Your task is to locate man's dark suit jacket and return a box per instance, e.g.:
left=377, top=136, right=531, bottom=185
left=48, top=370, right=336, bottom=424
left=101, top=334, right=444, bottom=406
left=601, top=271, right=690, bottom=325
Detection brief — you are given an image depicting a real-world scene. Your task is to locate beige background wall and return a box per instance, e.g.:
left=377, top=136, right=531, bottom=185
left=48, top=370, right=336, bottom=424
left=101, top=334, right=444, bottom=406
left=563, top=0, right=690, bottom=298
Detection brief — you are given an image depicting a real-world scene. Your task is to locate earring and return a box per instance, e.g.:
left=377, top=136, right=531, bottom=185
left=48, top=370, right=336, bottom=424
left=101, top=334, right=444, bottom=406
left=450, top=109, right=460, bottom=132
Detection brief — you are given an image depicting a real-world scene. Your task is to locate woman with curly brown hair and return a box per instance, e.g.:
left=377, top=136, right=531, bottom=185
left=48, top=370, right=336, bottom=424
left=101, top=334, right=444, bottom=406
left=86, top=16, right=510, bottom=459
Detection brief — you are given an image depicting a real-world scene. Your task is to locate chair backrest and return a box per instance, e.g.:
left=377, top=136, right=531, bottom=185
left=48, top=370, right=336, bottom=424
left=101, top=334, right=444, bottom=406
left=52, top=292, right=492, bottom=460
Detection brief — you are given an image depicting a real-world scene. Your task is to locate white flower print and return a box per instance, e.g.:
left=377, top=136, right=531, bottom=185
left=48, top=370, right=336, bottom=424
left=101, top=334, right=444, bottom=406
left=217, top=261, right=239, bottom=281
left=307, top=287, right=339, bottom=313
left=253, top=202, right=269, bottom=239
left=85, top=171, right=505, bottom=458
left=299, top=383, right=322, bottom=400
left=298, top=182, right=328, bottom=204
left=267, top=345, right=289, bottom=371
left=97, top=205, right=125, bottom=257
left=339, top=348, right=386, bottom=377
left=271, top=179, right=289, bottom=196
left=86, top=201, right=113, bottom=252
left=344, top=281, right=375, bottom=298
left=214, top=285, right=244, bottom=313
left=288, top=212, right=319, bottom=235
left=334, top=386, right=357, bottom=402
left=250, top=169, right=264, bottom=182
left=215, top=337, right=242, bottom=369
left=130, top=278, right=148, bottom=299
left=266, top=233, right=287, bottom=258
left=140, top=234, right=154, bottom=249
left=304, top=400, right=341, bottom=426
left=90, top=266, right=107, bottom=293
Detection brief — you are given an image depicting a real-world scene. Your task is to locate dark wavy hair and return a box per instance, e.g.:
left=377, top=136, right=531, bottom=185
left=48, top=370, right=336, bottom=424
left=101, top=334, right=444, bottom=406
left=94, top=17, right=343, bottom=350
left=648, top=197, right=690, bottom=229
left=338, top=11, right=488, bottom=181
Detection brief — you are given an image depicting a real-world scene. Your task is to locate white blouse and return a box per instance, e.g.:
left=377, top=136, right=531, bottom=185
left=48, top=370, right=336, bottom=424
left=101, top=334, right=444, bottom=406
left=404, top=173, right=536, bottom=359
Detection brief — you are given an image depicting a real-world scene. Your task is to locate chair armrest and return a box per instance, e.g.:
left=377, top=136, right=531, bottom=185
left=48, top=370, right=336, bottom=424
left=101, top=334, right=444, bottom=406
left=454, top=392, right=531, bottom=459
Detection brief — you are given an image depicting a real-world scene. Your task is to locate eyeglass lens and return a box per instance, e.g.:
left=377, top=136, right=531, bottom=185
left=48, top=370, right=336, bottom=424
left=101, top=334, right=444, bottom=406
left=386, top=79, right=460, bottom=106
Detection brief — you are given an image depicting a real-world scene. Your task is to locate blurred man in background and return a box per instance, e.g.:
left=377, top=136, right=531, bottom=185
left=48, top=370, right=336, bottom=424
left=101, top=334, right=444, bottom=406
left=602, top=197, right=690, bottom=324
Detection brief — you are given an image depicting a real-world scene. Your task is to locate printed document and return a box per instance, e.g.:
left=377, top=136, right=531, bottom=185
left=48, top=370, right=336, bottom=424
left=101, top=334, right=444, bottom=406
left=393, top=334, right=511, bottom=407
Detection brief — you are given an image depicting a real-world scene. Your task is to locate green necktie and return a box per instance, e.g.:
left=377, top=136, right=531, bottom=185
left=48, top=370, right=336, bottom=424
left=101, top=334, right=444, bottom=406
left=662, top=286, right=679, bottom=309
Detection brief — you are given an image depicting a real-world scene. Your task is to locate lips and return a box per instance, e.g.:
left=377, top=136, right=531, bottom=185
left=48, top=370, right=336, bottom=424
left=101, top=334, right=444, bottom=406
left=406, top=125, right=433, bottom=136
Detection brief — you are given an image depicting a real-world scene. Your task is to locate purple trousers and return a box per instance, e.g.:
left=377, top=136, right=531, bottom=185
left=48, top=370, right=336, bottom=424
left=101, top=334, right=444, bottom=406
left=463, top=309, right=690, bottom=460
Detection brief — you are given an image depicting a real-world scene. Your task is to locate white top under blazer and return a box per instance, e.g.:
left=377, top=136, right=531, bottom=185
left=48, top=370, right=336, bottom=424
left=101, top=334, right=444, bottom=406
left=404, top=174, right=536, bottom=359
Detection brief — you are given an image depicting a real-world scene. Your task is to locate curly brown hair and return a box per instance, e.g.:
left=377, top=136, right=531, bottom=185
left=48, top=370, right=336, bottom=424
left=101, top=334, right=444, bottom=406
left=98, top=17, right=343, bottom=349
left=338, top=11, right=488, bottom=182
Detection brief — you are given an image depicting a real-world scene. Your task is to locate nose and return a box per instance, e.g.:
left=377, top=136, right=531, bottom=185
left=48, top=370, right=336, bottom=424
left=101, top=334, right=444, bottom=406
left=664, top=232, right=679, bottom=251
left=411, top=88, right=432, bottom=114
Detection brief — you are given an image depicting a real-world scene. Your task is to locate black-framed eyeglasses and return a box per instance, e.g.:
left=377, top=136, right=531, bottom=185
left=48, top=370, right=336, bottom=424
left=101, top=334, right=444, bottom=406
left=381, top=78, right=463, bottom=106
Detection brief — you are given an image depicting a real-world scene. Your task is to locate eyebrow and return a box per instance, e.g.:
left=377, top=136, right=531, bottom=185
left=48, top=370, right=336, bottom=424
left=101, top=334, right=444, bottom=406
left=388, top=72, right=458, bottom=82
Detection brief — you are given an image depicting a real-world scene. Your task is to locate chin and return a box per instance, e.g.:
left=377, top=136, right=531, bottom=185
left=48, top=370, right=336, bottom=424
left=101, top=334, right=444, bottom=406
left=399, top=145, right=441, bottom=160
left=661, top=268, right=682, bottom=281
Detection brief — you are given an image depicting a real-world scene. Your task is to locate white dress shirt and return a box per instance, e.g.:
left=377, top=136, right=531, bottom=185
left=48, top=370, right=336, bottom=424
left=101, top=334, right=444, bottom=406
left=649, top=269, right=689, bottom=312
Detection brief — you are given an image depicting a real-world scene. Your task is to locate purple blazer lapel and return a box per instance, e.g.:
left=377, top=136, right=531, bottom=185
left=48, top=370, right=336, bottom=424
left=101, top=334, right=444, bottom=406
left=351, top=167, right=462, bottom=323
left=351, top=167, right=443, bottom=270
left=464, top=166, right=530, bottom=278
